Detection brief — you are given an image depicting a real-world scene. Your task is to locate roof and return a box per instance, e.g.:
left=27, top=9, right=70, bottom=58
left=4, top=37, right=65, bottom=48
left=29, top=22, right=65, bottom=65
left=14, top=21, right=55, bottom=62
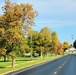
left=69, top=47, right=76, bottom=51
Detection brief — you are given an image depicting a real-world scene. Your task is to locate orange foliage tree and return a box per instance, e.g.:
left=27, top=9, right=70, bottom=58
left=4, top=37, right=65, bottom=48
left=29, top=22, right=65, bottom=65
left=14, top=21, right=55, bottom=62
left=0, top=0, right=37, bottom=68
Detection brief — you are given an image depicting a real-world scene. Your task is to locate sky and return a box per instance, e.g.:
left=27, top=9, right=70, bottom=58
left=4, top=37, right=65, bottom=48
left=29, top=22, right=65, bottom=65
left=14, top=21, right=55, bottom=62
left=0, top=0, right=76, bottom=44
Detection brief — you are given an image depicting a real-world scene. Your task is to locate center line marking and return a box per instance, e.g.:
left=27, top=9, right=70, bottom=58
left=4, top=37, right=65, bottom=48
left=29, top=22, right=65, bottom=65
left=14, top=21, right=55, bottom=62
left=59, top=66, right=62, bottom=68
left=54, top=72, right=57, bottom=74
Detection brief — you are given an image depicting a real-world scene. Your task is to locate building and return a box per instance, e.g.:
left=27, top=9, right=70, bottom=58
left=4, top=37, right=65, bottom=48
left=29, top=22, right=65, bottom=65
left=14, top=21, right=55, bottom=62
left=66, top=47, right=76, bottom=53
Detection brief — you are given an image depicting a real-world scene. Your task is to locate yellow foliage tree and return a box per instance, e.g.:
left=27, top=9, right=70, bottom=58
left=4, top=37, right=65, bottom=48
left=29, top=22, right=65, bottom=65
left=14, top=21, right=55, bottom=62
left=51, top=31, right=59, bottom=55
left=0, top=0, right=37, bottom=68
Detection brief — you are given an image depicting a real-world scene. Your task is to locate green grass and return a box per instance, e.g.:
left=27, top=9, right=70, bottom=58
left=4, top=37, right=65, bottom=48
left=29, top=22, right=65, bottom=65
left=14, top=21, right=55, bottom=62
left=0, top=55, right=62, bottom=75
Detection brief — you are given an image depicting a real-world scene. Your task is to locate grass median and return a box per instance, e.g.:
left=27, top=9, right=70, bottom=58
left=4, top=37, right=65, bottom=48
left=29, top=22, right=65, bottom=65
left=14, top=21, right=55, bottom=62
left=0, top=55, right=63, bottom=75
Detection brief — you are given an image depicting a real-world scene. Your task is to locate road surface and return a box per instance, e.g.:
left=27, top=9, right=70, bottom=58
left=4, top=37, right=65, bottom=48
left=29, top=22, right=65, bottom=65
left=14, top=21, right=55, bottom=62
left=6, top=54, right=76, bottom=75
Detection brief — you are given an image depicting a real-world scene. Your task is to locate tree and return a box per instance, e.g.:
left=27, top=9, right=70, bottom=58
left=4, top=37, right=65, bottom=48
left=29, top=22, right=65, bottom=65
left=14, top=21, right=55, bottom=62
left=51, top=31, right=59, bottom=55
left=27, top=29, right=34, bottom=60
left=63, top=41, right=69, bottom=52
left=73, top=40, right=76, bottom=48
left=0, top=0, right=37, bottom=67
left=31, top=31, right=40, bottom=56
left=57, top=42, right=63, bottom=55
left=39, top=27, right=52, bottom=58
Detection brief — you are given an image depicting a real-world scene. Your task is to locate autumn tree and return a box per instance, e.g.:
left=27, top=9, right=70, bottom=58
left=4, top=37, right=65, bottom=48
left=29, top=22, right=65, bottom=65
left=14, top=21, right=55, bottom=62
left=51, top=31, right=59, bottom=55
left=39, top=27, right=51, bottom=58
left=57, top=42, right=63, bottom=55
left=0, top=0, right=37, bottom=67
left=63, top=41, right=69, bottom=52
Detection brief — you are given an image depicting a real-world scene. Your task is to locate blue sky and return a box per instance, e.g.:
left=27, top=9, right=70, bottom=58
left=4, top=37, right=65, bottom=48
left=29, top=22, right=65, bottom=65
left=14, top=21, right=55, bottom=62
left=0, top=0, right=76, bottom=44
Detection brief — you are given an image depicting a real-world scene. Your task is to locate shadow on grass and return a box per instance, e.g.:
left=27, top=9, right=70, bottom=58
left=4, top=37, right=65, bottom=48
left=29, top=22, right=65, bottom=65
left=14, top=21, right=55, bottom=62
left=0, top=59, right=36, bottom=62
left=16, top=58, right=36, bottom=61
left=0, top=56, right=37, bottom=62
left=16, top=56, right=37, bottom=61
left=0, top=66, right=5, bottom=68
left=0, top=60, right=11, bottom=62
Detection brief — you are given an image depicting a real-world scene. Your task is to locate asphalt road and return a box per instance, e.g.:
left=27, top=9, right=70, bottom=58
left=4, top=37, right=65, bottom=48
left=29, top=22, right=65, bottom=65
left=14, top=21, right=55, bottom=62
left=6, top=54, right=76, bottom=75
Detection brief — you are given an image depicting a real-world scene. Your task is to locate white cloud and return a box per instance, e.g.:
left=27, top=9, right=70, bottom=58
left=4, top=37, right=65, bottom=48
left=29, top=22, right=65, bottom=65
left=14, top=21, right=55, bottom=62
left=35, top=18, right=76, bottom=28
left=1, top=0, right=76, bottom=27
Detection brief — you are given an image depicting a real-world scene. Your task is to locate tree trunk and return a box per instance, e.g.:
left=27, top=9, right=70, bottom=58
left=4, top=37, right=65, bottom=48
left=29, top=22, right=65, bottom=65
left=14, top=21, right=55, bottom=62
left=31, top=50, right=33, bottom=60
left=55, top=52, right=57, bottom=56
left=4, top=55, right=7, bottom=62
left=46, top=52, right=48, bottom=57
left=30, top=31, right=33, bottom=60
left=41, top=50, right=43, bottom=58
left=12, top=57, right=15, bottom=68
left=43, top=54, right=45, bottom=60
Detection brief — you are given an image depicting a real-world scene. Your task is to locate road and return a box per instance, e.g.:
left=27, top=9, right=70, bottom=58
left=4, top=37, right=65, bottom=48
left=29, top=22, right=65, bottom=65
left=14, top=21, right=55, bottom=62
left=6, top=54, right=76, bottom=75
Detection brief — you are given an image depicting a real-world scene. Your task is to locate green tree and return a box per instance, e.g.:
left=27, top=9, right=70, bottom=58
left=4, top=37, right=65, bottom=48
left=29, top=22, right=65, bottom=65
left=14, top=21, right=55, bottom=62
left=73, top=40, right=76, bottom=48
left=27, top=29, right=34, bottom=60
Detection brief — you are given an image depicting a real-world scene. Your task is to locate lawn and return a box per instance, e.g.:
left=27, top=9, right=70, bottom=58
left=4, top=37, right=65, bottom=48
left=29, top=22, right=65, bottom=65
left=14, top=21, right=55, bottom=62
left=0, top=55, right=62, bottom=75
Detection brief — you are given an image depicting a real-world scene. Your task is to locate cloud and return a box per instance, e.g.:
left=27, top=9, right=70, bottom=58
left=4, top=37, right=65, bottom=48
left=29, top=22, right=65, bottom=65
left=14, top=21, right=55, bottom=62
left=34, top=18, right=76, bottom=28
left=0, top=0, right=76, bottom=27
left=9, top=0, right=76, bottom=13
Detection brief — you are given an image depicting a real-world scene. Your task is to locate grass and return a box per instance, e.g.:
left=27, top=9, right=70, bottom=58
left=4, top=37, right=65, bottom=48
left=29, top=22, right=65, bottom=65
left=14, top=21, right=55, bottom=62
left=0, top=55, right=62, bottom=75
